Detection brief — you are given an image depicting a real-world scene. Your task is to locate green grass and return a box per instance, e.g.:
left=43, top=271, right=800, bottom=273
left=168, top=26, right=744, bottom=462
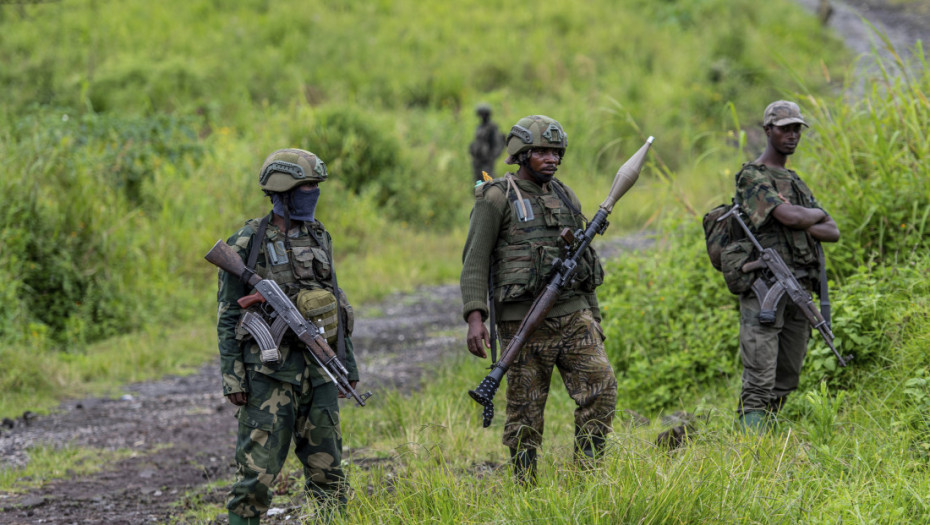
left=0, top=445, right=134, bottom=493
left=0, top=321, right=216, bottom=417
left=169, top=354, right=930, bottom=524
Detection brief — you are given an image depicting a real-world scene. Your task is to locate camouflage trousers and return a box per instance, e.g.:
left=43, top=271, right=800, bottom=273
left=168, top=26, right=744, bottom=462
left=738, top=291, right=811, bottom=414
left=227, top=371, right=347, bottom=519
left=498, top=308, right=617, bottom=450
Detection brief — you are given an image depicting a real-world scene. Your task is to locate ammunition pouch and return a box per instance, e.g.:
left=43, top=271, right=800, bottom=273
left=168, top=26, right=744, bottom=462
left=295, top=288, right=338, bottom=344
left=494, top=242, right=604, bottom=303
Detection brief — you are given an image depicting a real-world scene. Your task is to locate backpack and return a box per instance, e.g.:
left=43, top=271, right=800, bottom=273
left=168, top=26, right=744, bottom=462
left=702, top=201, right=738, bottom=271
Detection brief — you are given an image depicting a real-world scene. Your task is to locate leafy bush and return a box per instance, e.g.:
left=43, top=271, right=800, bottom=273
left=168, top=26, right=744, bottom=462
left=599, top=218, right=740, bottom=413
left=0, top=112, right=203, bottom=347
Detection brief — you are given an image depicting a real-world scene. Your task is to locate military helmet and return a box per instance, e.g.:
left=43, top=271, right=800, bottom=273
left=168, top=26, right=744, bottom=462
left=475, top=103, right=492, bottom=116
left=258, top=148, right=328, bottom=193
left=505, top=115, right=568, bottom=162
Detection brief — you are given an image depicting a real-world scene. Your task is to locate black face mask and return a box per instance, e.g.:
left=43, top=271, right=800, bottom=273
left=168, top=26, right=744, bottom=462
left=272, top=186, right=320, bottom=222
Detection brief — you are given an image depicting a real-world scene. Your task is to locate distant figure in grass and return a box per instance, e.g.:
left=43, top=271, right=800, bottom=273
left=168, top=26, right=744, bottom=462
left=468, top=103, right=506, bottom=183
left=216, top=149, right=360, bottom=524
left=461, top=115, right=616, bottom=484
left=818, top=0, right=833, bottom=25
left=728, top=101, right=840, bottom=433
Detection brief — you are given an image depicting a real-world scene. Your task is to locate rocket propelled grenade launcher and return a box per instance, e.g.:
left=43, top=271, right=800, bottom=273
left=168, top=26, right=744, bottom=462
left=468, top=136, right=654, bottom=428
left=205, top=240, right=372, bottom=407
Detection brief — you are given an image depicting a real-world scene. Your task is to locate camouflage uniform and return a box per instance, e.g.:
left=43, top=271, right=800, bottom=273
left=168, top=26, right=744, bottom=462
left=498, top=308, right=616, bottom=449
left=461, top=169, right=616, bottom=458
left=735, top=162, right=825, bottom=414
left=217, top=217, right=357, bottom=519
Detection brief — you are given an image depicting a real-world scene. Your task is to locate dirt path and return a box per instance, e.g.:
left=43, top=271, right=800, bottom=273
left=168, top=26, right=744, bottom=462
left=0, top=2, right=927, bottom=523
left=0, top=281, right=467, bottom=525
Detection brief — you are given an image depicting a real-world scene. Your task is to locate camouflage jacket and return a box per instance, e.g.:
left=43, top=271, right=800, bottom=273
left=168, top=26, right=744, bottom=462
left=736, top=162, right=827, bottom=281
left=216, top=214, right=358, bottom=396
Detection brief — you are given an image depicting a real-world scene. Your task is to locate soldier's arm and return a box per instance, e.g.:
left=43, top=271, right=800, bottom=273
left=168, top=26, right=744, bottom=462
left=460, top=187, right=506, bottom=321
left=771, top=198, right=840, bottom=242
left=736, top=167, right=783, bottom=230
left=217, top=229, right=253, bottom=398
left=461, top=186, right=506, bottom=358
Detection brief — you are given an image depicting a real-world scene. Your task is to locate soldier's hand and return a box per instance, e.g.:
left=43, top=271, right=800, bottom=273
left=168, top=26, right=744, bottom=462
left=226, top=392, right=248, bottom=406
left=466, top=311, right=490, bottom=359
left=338, top=381, right=359, bottom=399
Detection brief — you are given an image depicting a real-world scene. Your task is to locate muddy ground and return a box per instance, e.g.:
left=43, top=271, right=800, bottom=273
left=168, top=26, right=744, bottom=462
left=1, top=2, right=928, bottom=523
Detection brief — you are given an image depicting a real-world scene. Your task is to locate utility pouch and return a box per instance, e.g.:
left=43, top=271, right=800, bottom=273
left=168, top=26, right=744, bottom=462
left=295, top=288, right=339, bottom=344
left=577, top=246, right=605, bottom=292
left=530, top=244, right=563, bottom=296
left=720, top=239, right=756, bottom=295
left=337, top=288, right=354, bottom=336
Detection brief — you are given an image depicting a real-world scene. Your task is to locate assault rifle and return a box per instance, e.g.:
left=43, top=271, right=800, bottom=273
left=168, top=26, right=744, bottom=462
left=205, top=240, right=373, bottom=406
left=468, top=137, right=654, bottom=428
left=717, top=204, right=852, bottom=367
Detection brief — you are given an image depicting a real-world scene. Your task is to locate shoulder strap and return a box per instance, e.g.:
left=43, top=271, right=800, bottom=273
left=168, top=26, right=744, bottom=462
left=549, top=178, right=582, bottom=216
left=246, top=213, right=272, bottom=274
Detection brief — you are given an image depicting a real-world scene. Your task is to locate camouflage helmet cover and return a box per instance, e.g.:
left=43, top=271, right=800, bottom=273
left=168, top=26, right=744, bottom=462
left=258, top=148, right=328, bottom=193
left=505, top=115, right=568, bottom=164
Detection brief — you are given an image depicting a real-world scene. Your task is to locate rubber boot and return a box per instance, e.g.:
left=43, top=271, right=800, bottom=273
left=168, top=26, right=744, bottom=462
left=737, top=410, right=770, bottom=434
left=574, top=426, right=606, bottom=468
left=228, top=511, right=260, bottom=525
left=509, top=447, right=537, bottom=486
left=766, top=396, right=788, bottom=431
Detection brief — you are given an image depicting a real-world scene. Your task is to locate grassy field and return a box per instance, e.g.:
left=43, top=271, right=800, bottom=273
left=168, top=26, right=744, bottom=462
left=2, top=0, right=930, bottom=522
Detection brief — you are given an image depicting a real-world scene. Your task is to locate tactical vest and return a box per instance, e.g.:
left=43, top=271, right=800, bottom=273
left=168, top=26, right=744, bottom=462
left=247, top=218, right=334, bottom=297
left=488, top=177, right=604, bottom=304
left=737, top=164, right=820, bottom=278
left=233, top=218, right=346, bottom=348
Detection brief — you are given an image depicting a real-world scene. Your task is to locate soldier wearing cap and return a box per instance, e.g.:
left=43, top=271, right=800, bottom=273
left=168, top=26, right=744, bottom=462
left=461, top=115, right=617, bottom=483
left=216, top=149, right=359, bottom=524
left=468, top=103, right=506, bottom=183
left=731, top=101, right=840, bottom=432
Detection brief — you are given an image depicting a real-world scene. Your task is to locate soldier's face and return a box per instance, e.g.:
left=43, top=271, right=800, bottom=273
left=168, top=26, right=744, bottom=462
left=767, top=123, right=803, bottom=155
left=528, top=148, right=561, bottom=175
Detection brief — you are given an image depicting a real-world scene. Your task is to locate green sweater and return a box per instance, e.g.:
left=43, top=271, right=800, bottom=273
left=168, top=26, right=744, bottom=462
left=460, top=175, right=600, bottom=323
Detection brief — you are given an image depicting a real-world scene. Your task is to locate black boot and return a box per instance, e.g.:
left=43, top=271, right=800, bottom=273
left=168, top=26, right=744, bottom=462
left=574, top=426, right=606, bottom=468
left=509, top=447, right=537, bottom=485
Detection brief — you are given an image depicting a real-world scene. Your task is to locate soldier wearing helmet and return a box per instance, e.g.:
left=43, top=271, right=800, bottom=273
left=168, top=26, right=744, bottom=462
left=729, top=101, right=839, bottom=433
left=460, top=115, right=617, bottom=483
left=216, top=149, right=359, bottom=524
left=468, top=103, right=506, bottom=182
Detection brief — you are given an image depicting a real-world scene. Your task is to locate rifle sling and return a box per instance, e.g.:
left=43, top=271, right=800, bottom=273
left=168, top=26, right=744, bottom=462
left=817, top=243, right=831, bottom=327
left=549, top=179, right=581, bottom=216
